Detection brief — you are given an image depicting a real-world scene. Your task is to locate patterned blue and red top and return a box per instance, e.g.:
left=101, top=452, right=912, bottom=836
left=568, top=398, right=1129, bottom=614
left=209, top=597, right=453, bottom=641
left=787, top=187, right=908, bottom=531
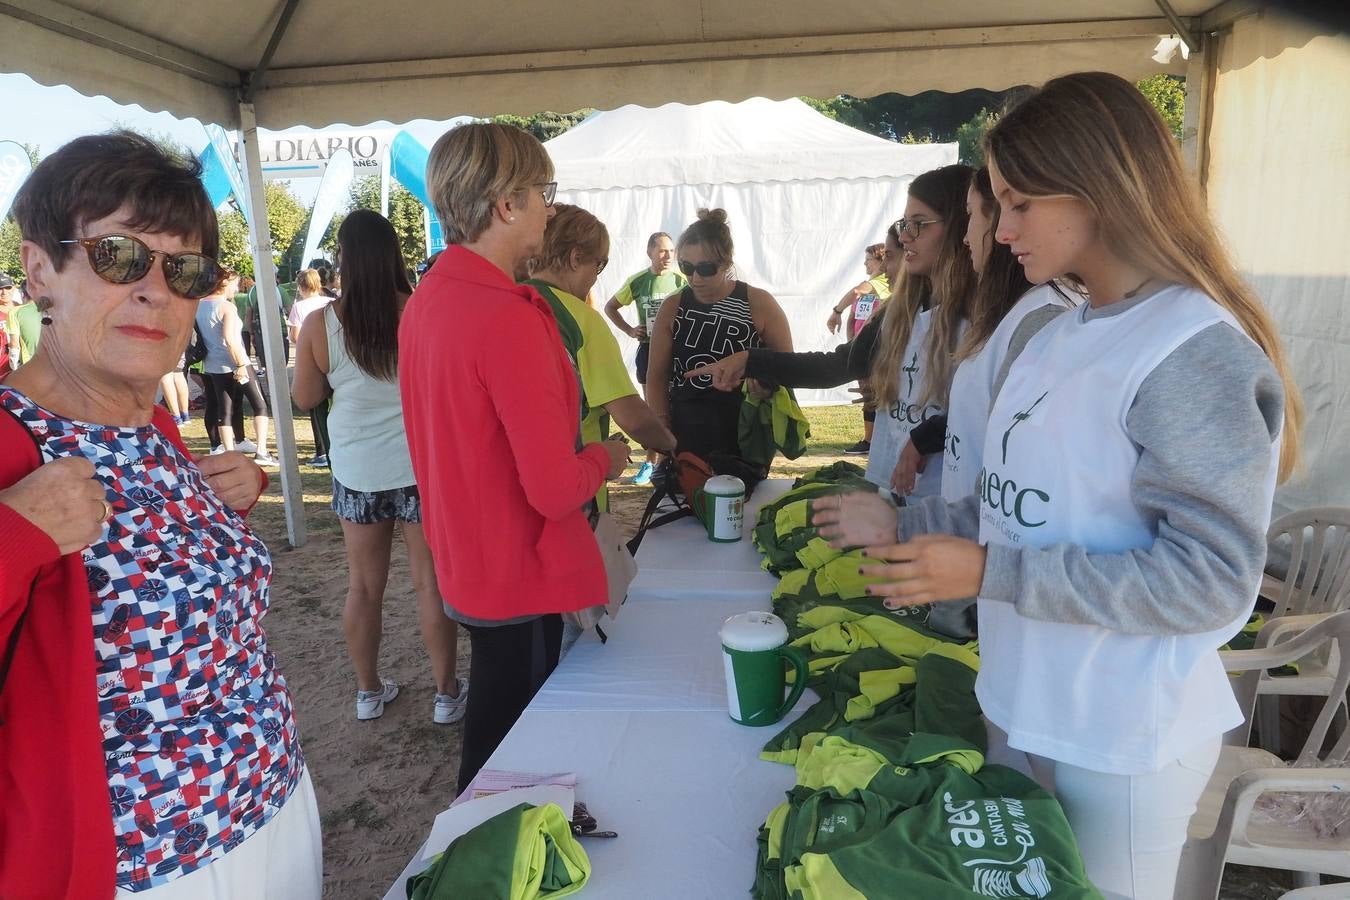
left=0, top=387, right=302, bottom=892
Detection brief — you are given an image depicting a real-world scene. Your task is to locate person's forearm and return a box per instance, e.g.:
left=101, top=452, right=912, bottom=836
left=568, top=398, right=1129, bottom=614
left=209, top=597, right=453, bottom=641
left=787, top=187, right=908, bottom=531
left=605, top=395, right=676, bottom=452
left=910, top=415, right=948, bottom=455
left=603, top=300, right=634, bottom=335
left=899, top=494, right=981, bottom=541
left=746, top=314, right=878, bottom=388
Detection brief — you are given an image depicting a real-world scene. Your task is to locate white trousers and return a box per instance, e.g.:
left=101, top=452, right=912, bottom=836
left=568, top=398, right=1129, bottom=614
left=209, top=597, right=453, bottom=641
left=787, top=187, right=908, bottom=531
left=115, top=767, right=323, bottom=900
left=986, top=719, right=1220, bottom=900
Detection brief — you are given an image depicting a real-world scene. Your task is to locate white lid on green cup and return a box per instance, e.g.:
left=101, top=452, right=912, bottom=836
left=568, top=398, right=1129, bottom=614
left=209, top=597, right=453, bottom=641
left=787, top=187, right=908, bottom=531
left=703, top=475, right=745, bottom=496
left=720, top=611, right=788, bottom=652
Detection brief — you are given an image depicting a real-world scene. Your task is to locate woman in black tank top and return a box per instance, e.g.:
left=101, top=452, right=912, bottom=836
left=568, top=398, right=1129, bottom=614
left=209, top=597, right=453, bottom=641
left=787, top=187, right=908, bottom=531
left=645, top=209, right=793, bottom=458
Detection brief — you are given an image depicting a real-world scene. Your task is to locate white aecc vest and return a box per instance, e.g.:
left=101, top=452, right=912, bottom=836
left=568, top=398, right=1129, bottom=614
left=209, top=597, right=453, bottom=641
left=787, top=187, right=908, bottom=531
left=866, top=308, right=948, bottom=497
left=974, top=286, right=1279, bottom=774
left=942, top=284, right=1070, bottom=503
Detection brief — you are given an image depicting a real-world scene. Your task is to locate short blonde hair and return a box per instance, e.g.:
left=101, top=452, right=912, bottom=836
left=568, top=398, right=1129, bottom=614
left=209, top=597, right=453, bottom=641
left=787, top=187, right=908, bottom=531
left=534, top=204, right=609, bottom=273
left=296, top=268, right=322, bottom=296
left=427, top=122, right=555, bottom=245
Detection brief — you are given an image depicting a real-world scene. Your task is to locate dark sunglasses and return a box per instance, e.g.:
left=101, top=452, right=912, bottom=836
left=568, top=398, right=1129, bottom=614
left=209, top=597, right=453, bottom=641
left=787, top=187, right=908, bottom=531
left=60, top=234, right=224, bottom=300
left=678, top=259, right=721, bottom=278
left=595, top=257, right=608, bottom=274
left=537, top=181, right=558, bottom=208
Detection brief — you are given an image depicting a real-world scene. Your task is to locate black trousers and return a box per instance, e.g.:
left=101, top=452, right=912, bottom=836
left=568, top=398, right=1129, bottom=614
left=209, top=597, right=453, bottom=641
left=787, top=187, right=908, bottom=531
left=456, top=614, right=563, bottom=794
left=202, top=370, right=268, bottom=449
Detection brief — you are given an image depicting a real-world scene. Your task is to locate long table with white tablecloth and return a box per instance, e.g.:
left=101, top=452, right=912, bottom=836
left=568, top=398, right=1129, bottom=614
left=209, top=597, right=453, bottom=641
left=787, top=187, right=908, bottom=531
left=385, top=479, right=810, bottom=900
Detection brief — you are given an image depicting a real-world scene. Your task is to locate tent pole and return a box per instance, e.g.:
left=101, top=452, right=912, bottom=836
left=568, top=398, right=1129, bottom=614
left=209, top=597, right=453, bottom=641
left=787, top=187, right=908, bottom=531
left=238, top=100, right=307, bottom=547
left=1181, top=30, right=1215, bottom=193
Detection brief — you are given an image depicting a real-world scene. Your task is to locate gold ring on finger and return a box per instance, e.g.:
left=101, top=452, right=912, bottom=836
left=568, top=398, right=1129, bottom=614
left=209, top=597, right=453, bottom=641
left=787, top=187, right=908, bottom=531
left=99, top=498, right=113, bottom=522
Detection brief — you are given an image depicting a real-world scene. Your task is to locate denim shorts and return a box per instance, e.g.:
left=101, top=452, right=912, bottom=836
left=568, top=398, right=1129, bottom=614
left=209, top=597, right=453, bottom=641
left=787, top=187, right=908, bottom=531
left=331, top=477, right=422, bottom=524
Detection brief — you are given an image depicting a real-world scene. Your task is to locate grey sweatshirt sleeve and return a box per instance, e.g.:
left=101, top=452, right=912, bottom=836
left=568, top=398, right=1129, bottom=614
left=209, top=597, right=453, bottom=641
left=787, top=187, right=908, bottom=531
left=898, top=494, right=982, bottom=541
left=979, top=322, right=1285, bottom=636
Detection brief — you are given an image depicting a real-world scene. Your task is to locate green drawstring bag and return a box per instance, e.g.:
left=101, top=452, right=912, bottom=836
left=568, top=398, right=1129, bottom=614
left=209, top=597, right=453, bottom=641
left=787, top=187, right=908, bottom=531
left=407, top=802, right=591, bottom=900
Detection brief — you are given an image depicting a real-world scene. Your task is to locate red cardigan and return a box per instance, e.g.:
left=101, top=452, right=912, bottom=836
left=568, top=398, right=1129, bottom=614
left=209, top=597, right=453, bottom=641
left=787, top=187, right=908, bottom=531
left=399, top=245, right=609, bottom=620
left=0, top=404, right=263, bottom=899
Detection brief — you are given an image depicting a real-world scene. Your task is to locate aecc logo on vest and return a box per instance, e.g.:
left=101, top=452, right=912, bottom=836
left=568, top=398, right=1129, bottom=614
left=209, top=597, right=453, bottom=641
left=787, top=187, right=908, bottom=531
left=978, top=391, right=1051, bottom=536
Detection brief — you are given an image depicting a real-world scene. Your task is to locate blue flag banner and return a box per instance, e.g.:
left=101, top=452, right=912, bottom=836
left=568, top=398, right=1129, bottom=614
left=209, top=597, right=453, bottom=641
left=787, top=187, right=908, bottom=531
left=390, top=130, right=445, bottom=252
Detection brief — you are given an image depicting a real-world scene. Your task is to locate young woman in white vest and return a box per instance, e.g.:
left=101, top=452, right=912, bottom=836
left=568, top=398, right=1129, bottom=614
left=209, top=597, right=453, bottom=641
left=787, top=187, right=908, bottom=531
left=819, top=72, right=1302, bottom=899
left=683, top=164, right=977, bottom=497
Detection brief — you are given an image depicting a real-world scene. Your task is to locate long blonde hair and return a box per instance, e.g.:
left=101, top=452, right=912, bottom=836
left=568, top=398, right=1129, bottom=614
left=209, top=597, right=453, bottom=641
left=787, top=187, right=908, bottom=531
left=871, top=164, right=977, bottom=410
left=985, top=71, right=1301, bottom=480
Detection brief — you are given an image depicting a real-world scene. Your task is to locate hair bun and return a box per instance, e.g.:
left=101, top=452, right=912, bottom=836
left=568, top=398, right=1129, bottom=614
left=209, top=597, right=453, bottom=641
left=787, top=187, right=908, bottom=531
left=696, top=207, right=728, bottom=225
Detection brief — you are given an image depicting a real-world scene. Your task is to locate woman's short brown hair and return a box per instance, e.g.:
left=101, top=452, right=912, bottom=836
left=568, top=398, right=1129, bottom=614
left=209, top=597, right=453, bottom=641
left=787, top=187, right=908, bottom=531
left=12, top=130, right=218, bottom=268
left=534, top=204, right=609, bottom=274
left=426, top=123, right=554, bottom=245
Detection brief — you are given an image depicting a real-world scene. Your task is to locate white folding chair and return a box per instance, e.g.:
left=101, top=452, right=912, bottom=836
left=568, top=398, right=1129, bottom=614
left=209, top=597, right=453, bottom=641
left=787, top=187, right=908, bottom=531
left=1280, top=885, right=1350, bottom=899
left=1179, top=610, right=1350, bottom=900
left=1256, top=508, right=1350, bottom=755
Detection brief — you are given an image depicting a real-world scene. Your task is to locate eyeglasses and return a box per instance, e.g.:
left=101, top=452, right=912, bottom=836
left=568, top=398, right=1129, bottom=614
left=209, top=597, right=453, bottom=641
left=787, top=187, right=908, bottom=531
left=59, top=234, right=224, bottom=300
left=894, top=217, right=942, bottom=240
left=537, top=182, right=558, bottom=207
left=595, top=257, right=608, bottom=274
left=678, top=259, right=721, bottom=278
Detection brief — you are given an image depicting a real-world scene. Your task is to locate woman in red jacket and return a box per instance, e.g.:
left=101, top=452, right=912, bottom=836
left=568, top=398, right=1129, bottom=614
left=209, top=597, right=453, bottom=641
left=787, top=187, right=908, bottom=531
left=1, top=131, right=314, bottom=899
left=399, top=123, right=629, bottom=793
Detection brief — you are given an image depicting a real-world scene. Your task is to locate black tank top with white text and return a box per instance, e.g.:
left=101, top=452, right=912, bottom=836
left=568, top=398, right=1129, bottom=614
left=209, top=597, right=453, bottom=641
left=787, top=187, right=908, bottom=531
left=669, top=281, right=762, bottom=401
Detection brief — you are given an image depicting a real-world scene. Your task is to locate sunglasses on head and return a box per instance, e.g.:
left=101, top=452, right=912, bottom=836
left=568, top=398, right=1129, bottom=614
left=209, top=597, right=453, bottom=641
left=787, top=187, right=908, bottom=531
left=677, top=259, right=721, bottom=278
left=59, top=234, right=224, bottom=300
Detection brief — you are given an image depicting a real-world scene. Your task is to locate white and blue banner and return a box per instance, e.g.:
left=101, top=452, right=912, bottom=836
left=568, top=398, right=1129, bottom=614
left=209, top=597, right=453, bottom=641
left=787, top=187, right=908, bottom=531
left=299, top=147, right=355, bottom=268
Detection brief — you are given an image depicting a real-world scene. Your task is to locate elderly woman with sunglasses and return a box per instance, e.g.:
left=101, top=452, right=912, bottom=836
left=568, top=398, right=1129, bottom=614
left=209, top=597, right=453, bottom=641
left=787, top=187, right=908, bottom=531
left=0, top=132, right=319, bottom=900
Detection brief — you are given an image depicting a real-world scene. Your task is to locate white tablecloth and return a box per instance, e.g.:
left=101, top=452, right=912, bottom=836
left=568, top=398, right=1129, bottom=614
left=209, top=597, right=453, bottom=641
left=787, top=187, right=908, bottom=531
left=627, top=478, right=791, bottom=602
left=386, top=479, right=811, bottom=899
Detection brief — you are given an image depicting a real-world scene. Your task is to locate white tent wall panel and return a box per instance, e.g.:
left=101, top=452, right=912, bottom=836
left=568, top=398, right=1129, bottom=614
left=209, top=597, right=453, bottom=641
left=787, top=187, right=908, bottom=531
left=560, top=174, right=920, bottom=406
left=1205, top=10, right=1350, bottom=514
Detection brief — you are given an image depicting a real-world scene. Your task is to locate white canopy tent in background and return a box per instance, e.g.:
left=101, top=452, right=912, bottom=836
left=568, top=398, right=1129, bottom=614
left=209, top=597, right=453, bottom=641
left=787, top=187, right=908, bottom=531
left=1, top=0, right=1345, bottom=543
left=547, top=98, right=957, bottom=405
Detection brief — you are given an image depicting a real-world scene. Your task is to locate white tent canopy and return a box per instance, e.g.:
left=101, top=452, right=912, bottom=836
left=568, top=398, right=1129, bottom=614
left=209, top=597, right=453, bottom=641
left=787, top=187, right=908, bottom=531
left=1, top=1, right=1345, bottom=542
left=549, top=98, right=957, bottom=405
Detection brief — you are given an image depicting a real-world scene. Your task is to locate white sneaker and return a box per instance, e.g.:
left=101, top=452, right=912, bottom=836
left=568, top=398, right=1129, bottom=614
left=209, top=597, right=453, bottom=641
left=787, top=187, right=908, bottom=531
left=209, top=445, right=226, bottom=456
left=235, top=439, right=258, bottom=454
left=253, top=452, right=278, bottom=467
left=355, top=680, right=399, bottom=720
left=433, top=677, right=469, bottom=725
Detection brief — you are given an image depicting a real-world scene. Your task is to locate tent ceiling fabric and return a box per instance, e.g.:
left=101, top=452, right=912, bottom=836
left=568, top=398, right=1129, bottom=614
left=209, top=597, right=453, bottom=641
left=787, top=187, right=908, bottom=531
left=1, top=0, right=1202, bottom=128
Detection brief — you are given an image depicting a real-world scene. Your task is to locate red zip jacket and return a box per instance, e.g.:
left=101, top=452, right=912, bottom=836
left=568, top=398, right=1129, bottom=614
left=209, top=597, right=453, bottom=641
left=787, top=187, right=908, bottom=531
left=399, top=245, right=609, bottom=620
left=0, top=402, right=265, bottom=899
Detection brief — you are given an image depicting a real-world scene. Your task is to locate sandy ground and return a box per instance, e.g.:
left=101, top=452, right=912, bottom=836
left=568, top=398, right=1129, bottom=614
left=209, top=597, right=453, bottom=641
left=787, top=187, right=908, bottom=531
left=202, top=408, right=1300, bottom=900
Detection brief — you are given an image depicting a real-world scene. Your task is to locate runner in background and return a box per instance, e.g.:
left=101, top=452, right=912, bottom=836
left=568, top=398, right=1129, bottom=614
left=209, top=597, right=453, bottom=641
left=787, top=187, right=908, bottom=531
left=825, top=243, right=890, bottom=455
left=603, top=231, right=686, bottom=484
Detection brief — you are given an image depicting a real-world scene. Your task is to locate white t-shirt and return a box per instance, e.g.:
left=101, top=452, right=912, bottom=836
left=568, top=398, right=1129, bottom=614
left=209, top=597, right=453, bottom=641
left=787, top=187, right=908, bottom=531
left=941, top=284, right=1070, bottom=503
left=974, top=286, right=1279, bottom=774
left=865, top=308, right=960, bottom=498
left=288, top=296, right=332, bottom=328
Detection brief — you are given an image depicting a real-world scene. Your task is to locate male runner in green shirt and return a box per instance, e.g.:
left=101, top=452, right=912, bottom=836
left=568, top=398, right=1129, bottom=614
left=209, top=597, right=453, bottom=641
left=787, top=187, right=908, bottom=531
left=604, top=231, right=686, bottom=485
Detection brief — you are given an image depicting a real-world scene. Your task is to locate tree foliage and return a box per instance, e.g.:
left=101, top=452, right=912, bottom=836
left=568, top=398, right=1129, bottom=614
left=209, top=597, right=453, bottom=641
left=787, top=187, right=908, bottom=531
left=1136, top=74, right=1186, bottom=139
left=332, top=173, right=429, bottom=270
left=490, top=110, right=594, bottom=142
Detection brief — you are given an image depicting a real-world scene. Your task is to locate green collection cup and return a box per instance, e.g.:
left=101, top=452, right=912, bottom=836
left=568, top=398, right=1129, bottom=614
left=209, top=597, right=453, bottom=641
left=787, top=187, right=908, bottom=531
left=720, top=612, right=809, bottom=726
left=693, top=475, right=746, bottom=543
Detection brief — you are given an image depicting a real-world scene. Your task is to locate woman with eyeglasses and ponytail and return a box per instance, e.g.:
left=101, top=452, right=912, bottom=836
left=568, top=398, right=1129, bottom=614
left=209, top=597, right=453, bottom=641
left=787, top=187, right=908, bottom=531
left=841, top=73, right=1301, bottom=898
left=685, top=165, right=977, bottom=498
left=1, top=131, right=317, bottom=899
left=645, top=208, right=792, bottom=460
